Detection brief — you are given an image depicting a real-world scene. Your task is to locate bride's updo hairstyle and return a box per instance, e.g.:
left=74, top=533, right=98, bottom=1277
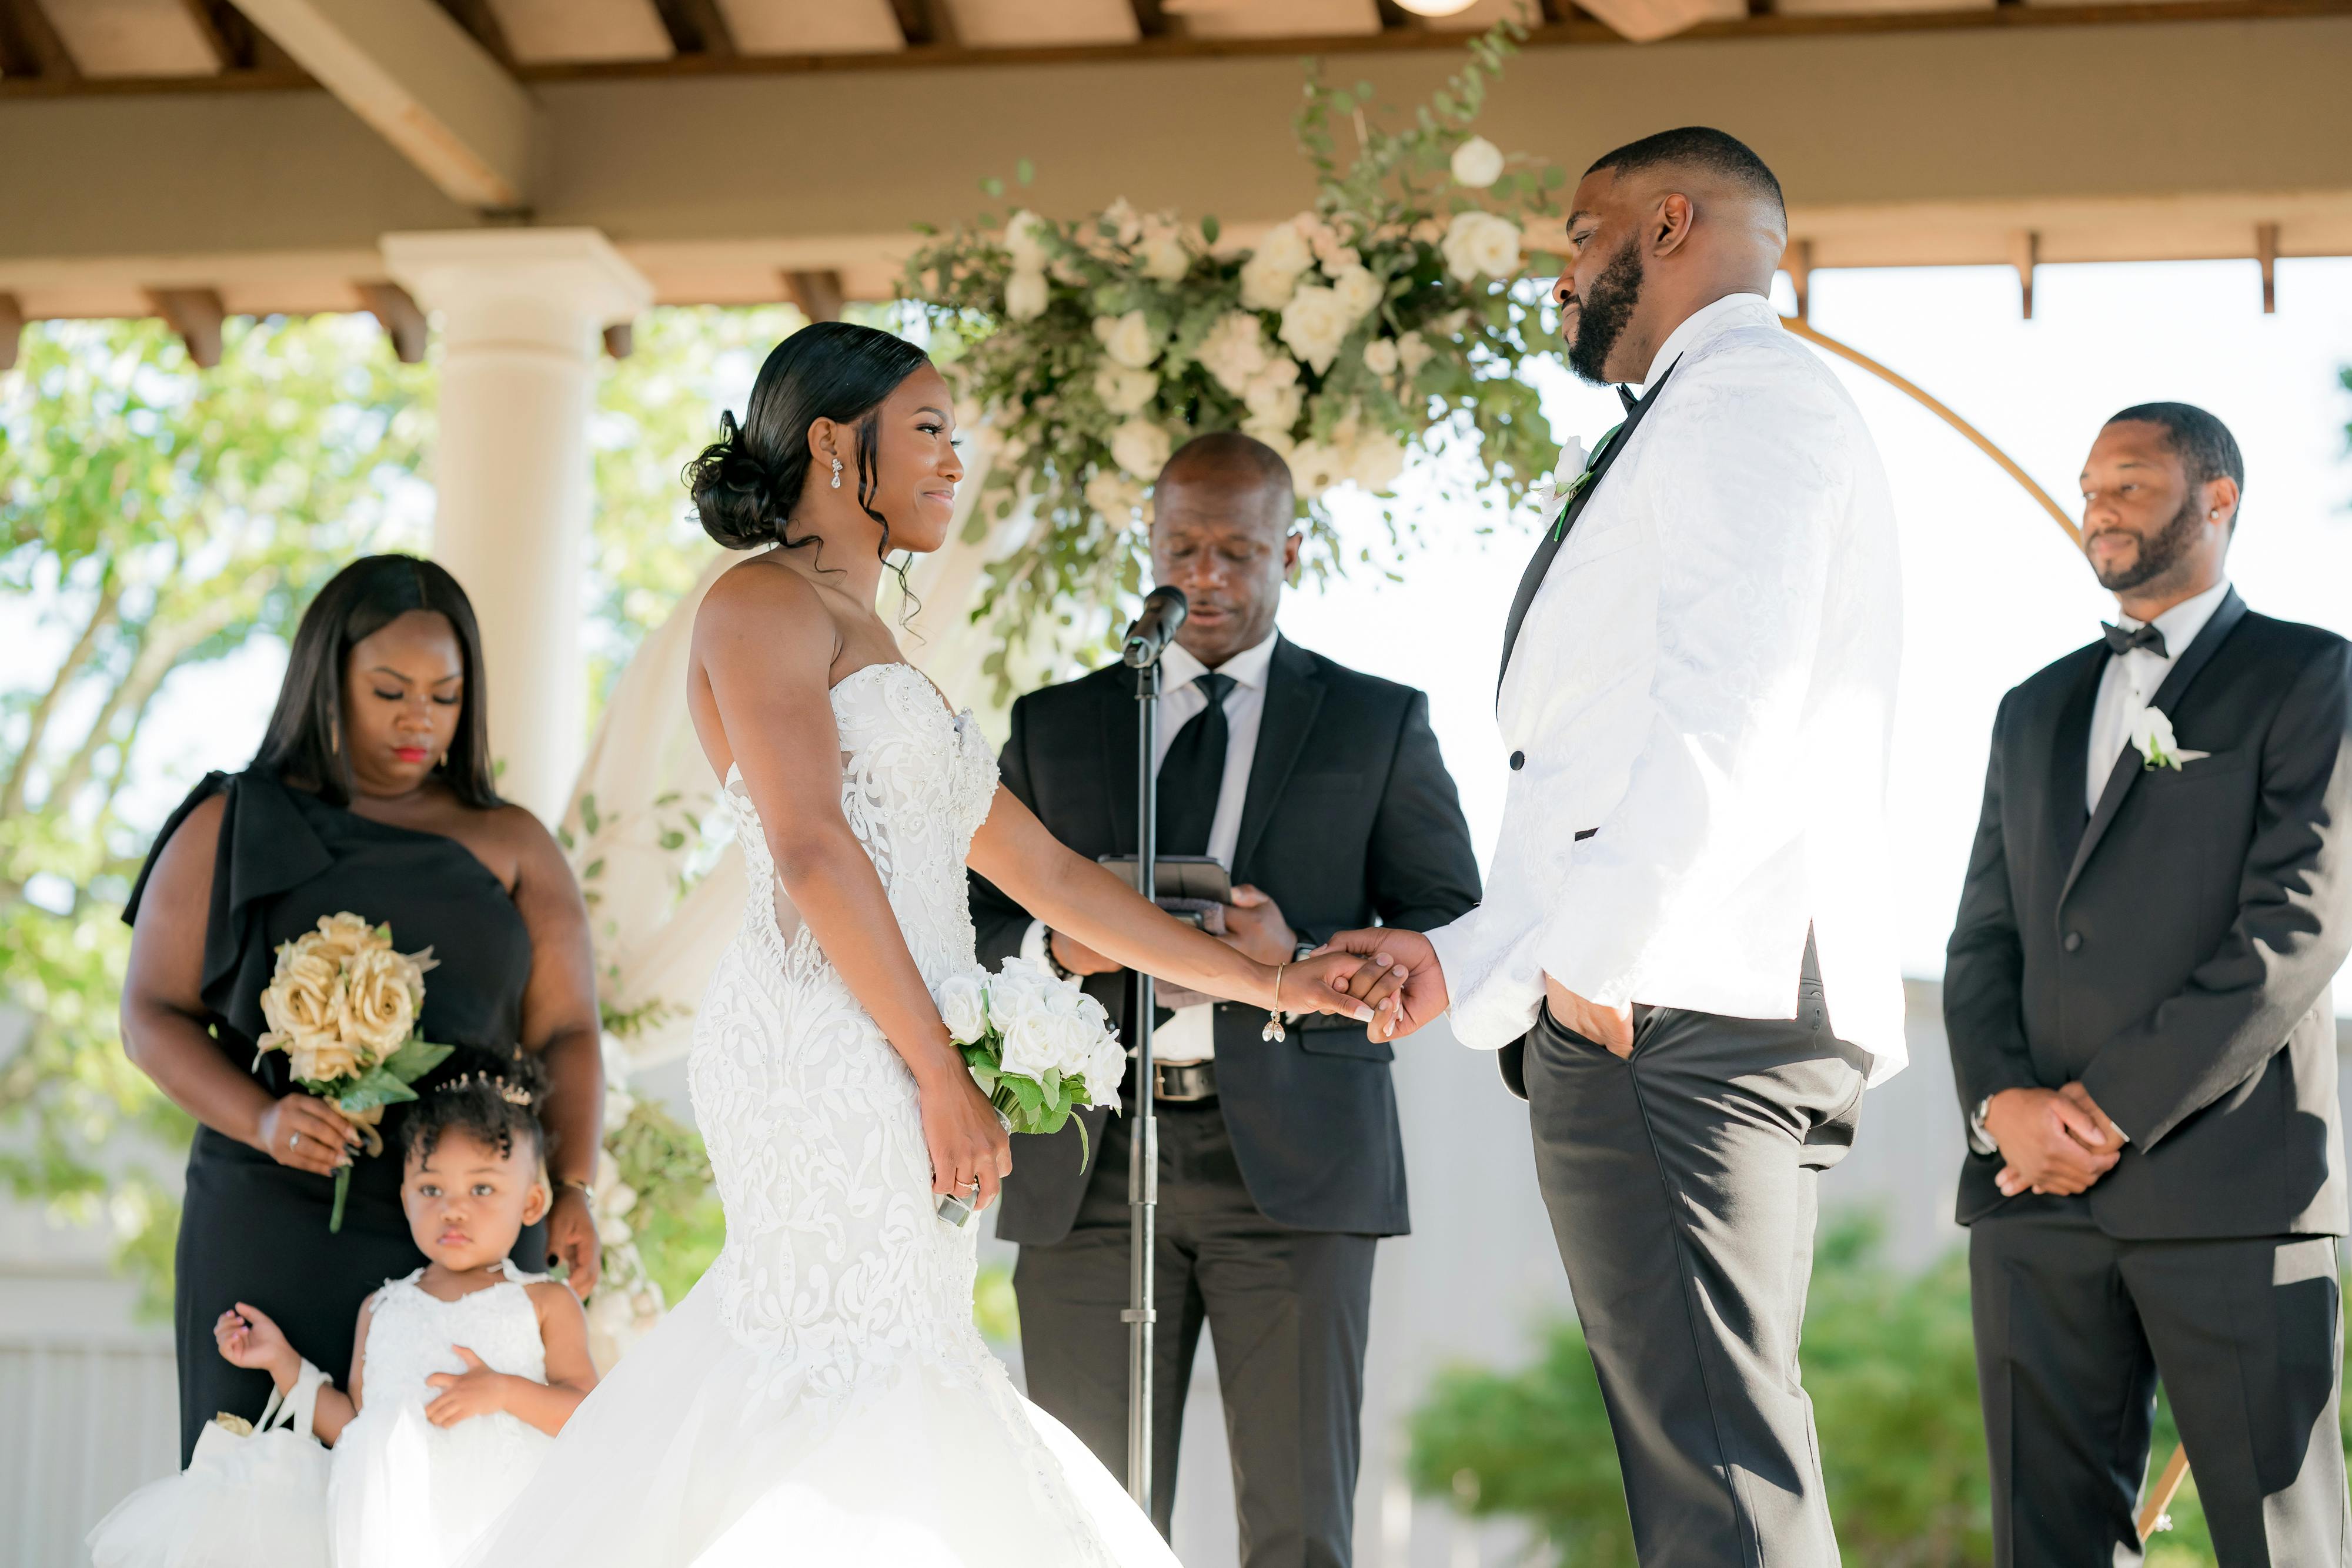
left=686, top=320, right=934, bottom=557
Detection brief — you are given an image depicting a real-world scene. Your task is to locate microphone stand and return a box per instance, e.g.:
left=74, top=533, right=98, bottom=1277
left=1124, top=650, right=1161, bottom=1513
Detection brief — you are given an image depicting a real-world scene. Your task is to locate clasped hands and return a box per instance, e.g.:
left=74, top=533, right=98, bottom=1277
left=1985, top=1083, right=2128, bottom=1198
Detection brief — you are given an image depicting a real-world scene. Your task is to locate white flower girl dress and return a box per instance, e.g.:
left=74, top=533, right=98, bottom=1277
left=460, top=664, right=1177, bottom=1567
left=329, top=1261, right=556, bottom=1568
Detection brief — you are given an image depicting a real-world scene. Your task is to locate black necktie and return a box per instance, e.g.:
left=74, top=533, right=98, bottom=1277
left=2102, top=621, right=2167, bottom=658
left=1496, top=364, right=1678, bottom=694
left=1157, top=673, right=1236, bottom=857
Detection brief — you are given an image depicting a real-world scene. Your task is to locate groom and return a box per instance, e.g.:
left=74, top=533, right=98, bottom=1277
left=1332, top=128, right=1906, bottom=1566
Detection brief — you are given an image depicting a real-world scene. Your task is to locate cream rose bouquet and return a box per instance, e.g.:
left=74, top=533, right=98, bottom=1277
left=903, top=19, right=1563, bottom=699
left=939, top=958, right=1126, bottom=1165
left=254, top=913, right=454, bottom=1231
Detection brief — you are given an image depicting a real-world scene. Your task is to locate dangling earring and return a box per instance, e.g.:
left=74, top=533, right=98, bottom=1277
left=830, top=457, right=843, bottom=490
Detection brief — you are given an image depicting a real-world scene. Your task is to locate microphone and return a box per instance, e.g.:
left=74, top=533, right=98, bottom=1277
left=1121, top=587, right=1189, bottom=668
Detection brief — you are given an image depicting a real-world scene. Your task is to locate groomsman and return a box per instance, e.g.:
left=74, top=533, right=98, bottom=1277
left=970, top=432, right=1481, bottom=1567
left=1329, top=128, right=1908, bottom=1566
left=1946, top=404, right=2352, bottom=1564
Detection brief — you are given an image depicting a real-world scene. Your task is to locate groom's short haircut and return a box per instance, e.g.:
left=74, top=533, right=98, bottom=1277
left=1158, top=432, right=1296, bottom=529
left=2106, top=402, right=2245, bottom=510
left=1586, top=127, right=1785, bottom=222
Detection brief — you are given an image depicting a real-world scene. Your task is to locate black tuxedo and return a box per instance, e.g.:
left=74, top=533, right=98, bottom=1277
left=1946, top=590, right=2352, bottom=1563
left=972, top=634, right=1481, bottom=1243
left=969, top=633, right=1479, bottom=1567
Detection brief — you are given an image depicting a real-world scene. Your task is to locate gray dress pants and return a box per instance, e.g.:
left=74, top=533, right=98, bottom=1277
left=1523, top=972, right=1868, bottom=1568
left=1014, top=1098, right=1379, bottom=1568
left=1970, top=1203, right=2348, bottom=1566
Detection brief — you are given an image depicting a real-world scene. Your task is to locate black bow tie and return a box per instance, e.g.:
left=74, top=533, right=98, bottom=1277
left=2102, top=621, right=2167, bottom=658
left=1616, top=384, right=1639, bottom=414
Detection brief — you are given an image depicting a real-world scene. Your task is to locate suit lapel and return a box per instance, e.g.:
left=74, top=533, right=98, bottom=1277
left=2060, top=589, right=2250, bottom=906
left=1100, top=674, right=1141, bottom=857
left=2049, top=650, right=2102, bottom=874
left=1233, top=637, right=1324, bottom=880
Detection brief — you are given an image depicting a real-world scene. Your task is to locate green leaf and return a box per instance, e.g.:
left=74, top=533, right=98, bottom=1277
left=658, top=829, right=686, bottom=851
left=583, top=858, right=605, bottom=880
left=1015, top=158, right=1035, bottom=186
left=981, top=176, right=1005, bottom=197
left=381, top=1038, right=455, bottom=1082
left=1202, top=215, right=1221, bottom=245
left=579, top=794, right=602, bottom=836
left=554, top=825, right=575, bottom=851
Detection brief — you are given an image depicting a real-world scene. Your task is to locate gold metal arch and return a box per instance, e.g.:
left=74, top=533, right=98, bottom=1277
left=1779, top=313, right=2083, bottom=546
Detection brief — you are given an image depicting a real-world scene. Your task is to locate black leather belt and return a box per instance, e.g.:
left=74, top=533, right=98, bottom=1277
left=1151, top=1059, right=1217, bottom=1103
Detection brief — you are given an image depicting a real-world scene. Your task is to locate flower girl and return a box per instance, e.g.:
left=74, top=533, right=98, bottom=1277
left=92, top=1064, right=597, bottom=1568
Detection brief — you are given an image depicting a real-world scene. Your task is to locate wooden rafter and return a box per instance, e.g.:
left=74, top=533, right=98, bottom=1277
left=356, top=279, right=429, bottom=363
left=1130, top=0, right=1171, bottom=35
left=2256, top=220, right=2280, bottom=312
left=0, top=292, right=23, bottom=372
left=603, top=322, right=634, bottom=358
left=888, top=0, right=960, bottom=46
left=783, top=269, right=844, bottom=322
left=651, top=0, right=736, bottom=55
left=431, top=0, right=516, bottom=69
left=0, top=0, right=80, bottom=78
left=146, top=286, right=226, bottom=368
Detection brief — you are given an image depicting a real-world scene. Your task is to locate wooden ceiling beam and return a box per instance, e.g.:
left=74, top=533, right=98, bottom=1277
left=0, top=292, right=22, bottom=370
left=431, top=0, right=516, bottom=68
left=652, top=0, right=737, bottom=54
left=146, top=285, right=225, bottom=366
left=231, top=0, right=536, bottom=209
left=783, top=268, right=844, bottom=322
left=356, top=278, right=429, bottom=362
left=0, top=0, right=78, bottom=78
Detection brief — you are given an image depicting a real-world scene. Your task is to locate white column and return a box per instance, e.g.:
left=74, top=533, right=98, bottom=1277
left=383, top=229, right=651, bottom=825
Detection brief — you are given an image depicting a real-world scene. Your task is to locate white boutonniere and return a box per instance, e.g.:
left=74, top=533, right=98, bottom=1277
left=2131, top=707, right=2211, bottom=771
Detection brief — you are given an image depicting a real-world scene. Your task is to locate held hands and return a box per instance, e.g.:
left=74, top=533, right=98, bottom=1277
left=424, top=1345, right=513, bottom=1427
left=1318, top=928, right=1448, bottom=1042
left=1988, top=1084, right=2121, bottom=1198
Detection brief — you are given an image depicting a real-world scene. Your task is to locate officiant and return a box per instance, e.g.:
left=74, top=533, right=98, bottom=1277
left=970, top=431, right=1480, bottom=1568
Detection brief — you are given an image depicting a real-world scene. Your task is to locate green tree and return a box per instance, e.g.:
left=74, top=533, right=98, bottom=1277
left=1, top=315, right=434, bottom=1306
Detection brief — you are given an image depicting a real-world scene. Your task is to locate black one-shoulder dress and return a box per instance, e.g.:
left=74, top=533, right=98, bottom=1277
left=123, top=769, right=543, bottom=1463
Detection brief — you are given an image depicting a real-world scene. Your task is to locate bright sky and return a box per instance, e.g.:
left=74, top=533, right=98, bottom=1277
left=17, top=259, right=2352, bottom=979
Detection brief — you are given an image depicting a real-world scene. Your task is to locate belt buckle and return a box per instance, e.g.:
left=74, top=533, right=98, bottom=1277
left=1152, top=1060, right=1215, bottom=1103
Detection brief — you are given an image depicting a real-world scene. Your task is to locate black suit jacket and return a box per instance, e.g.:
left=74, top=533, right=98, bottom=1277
left=971, top=635, right=1481, bottom=1244
left=1945, top=591, right=2352, bottom=1237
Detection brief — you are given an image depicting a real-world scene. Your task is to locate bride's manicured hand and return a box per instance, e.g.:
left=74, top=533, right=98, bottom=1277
left=918, top=1061, right=1013, bottom=1213
left=1279, top=951, right=1389, bottom=1024
left=1319, top=929, right=1449, bottom=1042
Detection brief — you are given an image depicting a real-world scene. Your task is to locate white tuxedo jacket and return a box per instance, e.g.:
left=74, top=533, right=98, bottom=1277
left=1429, top=293, right=1908, bottom=1078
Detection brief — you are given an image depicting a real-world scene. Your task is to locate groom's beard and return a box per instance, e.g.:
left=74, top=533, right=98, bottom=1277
left=2089, top=489, right=2206, bottom=592
left=1565, top=236, right=1645, bottom=386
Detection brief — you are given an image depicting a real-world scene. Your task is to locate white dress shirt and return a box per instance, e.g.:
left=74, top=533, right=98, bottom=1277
left=2086, top=579, right=2232, bottom=811
left=1022, top=629, right=1280, bottom=1062
left=1426, top=292, right=1910, bottom=1078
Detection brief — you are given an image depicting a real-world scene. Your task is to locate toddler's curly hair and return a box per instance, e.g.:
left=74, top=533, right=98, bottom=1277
left=401, top=1050, right=550, bottom=1167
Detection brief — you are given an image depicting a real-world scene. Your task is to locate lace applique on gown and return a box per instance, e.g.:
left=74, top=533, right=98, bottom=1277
left=459, top=663, right=1177, bottom=1568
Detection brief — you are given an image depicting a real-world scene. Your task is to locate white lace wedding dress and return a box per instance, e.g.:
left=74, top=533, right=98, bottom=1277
left=463, top=663, right=1175, bottom=1568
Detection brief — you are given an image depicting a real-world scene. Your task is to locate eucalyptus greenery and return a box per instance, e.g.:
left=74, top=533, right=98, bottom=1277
left=901, top=21, right=1566, bottom=697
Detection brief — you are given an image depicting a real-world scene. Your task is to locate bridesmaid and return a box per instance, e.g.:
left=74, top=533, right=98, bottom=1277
left=121, top=554, right=604, bottom=1463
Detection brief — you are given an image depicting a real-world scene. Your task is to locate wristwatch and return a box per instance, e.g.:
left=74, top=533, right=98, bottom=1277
left=1968, top=1096, right=1999, bottom=1157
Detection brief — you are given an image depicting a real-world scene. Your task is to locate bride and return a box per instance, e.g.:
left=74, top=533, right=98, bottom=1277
left=464, top=322, right=1392, bottom=1567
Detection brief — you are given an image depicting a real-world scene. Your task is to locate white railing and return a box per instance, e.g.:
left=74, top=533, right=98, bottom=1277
left=0, top=1334, right=178, bottom=1568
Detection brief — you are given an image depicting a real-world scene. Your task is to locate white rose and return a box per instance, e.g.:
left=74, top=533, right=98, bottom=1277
left=1101, top=196, right=1142, bottom=246
left=1138, top=228, right=1191, bottom=283
left=1092, top=309, right=1160, bottom=370
left=1449, top=135, right=1505, bottom=189
left=1320, top=246, right=1362, bottom=279
left=1198, top=311, right=1273, bottom=396
left=1110, top=419, right=1172, bottom=481
left=1093, top=362, right=1160, bottom=416
left=1329, top=265, right=1384, bottom=322
left=1348, top=430, right=1408, bottom=494
left=1441, top=210, right=1523, bottom=283
left=1004, top=209, right=1053, bottom=272
left=1241, top=420, right=1296, bottom=458
left=1279, top=285, right=1354, bottom=375
left=1005, top=268, right=1048, bottom=322
left=1396, top=330, right=1434, bottom=377
left=1362, top=338, right=1399, bottom=376
left=1239, top=250, right=1304, bottom=312
left=1084, top=469, right=1142, bottom=523
left=1241, top=360, right=1303, bottom=432
left=1430, top=308, right=1472, bottom=337
left=1287, top=440, right=1349, bottom=499
left=937, top=972, right=988, bottom=1044
left=1255, top=219, right=1315, bottom=277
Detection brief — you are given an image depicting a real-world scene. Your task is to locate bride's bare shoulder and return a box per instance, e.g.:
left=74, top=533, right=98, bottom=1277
left=695, top=556, right=839, bottom=671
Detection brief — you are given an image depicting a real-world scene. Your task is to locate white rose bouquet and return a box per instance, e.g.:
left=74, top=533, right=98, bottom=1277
left=939, top=958, right=1126, bottom=1166
left=253, top=913, right=454, bottom=1232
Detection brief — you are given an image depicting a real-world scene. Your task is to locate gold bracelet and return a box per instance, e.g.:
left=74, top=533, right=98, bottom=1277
left=1262, top=962, right=1288, bottom=1043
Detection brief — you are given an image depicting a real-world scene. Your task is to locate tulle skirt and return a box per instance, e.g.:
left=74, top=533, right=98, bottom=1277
left=330, top=1400, right=553, bottom=1568
left=86, top=1415, right=332, bottom=1568
left=457, top=1278, right=1177, bottom=1568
